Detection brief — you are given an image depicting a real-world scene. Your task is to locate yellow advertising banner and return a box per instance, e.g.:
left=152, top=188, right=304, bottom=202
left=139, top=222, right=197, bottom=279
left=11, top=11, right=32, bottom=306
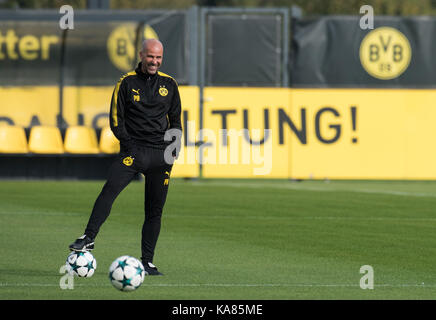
left=63, top=86, right=112, bottom=127
left=0, top=86, right=59, bottom=127
left=201, top=87, right=291, bottom=178
left=202, top=88, right=436, bottom=180
left=171, top=86, right=200, bottom=178
left=0, top=85, right=200, bottom=178
left=2, top=86, right=436, bottom=180
left=289, top=89, right=436, bottom=180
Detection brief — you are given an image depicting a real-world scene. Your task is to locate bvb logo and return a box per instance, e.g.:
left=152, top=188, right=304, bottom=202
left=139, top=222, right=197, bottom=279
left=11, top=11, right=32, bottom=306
left=107, top=23, right=159, bottom=72
left=360, top=27, right=412, bottom=80
left=159, top=87, right=168, bottom=97
left=123, top=156, right=134, bottom=166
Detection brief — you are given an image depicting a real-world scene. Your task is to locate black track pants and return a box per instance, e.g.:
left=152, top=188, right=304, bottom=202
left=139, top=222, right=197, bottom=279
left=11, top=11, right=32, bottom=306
left=84, top=146, right=173, bottom=263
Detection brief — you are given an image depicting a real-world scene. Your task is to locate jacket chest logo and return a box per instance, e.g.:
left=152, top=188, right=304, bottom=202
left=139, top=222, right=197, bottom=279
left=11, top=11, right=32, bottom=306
left=132, top=89, right=140, bottom=101
left=159, top=86, right=168, bottom=97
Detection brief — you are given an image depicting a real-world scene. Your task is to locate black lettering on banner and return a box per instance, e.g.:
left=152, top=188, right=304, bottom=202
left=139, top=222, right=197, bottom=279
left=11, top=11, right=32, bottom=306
left=243, top=108, right=270, bottom=145
left=278, top=108, right=307, bottom=145
left=379, top=63, right=391, bottom=72
left=211, top=109, right=237, bottom=146
left=393, top=44, right=403, bottom=62
left=77, top=113, right=84, bottom=126
left=350, top=106, right=358, bottom=143
left=0, top=117, right=14, bottom=125
left=116, top=38, right=127, bottom=55
left=29, top=115, right=41, bottom=127
left=369, top=44, right=379, bottom=62
left=91, top=112, right=109, bottom=128
left=315, top=107, right=341, bottom=144
left=379, top=35, right=392, bottom=52
left=55, top=113, right=84, bottom=128
left=56, top=114, right=68, bottom=128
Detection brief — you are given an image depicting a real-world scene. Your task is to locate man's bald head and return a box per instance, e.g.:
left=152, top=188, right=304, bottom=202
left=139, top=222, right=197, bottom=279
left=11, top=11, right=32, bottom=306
left=139, top=39, right=164, bottom=75
left=142, top=39, right=163, bottom=53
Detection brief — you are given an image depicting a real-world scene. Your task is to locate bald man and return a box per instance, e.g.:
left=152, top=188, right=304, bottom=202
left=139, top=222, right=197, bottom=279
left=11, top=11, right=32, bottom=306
left=69, top=39, right=182, bottom=276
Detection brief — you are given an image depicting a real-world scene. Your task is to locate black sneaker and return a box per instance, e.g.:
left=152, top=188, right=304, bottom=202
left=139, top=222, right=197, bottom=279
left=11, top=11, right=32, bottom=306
left=69, top=234, right=94, bottom=252
left=142, top=261, right=163, bottom=276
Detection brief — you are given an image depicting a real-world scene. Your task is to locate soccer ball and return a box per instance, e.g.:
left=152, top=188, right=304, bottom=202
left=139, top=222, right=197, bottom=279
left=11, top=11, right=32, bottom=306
left=66, top=251, right=97, bottom=278
left=108, top=255, right=145, bottom=292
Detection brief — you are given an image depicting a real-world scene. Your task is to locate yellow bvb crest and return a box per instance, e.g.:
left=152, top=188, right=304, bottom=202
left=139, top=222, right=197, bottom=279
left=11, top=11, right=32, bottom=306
left=159, top=87, right=168, bottom=97
left=123, top=156, right=134, bottom=166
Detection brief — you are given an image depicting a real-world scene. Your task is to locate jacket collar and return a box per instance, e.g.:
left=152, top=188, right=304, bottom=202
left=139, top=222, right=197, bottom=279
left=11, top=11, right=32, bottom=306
left=135, top=62, right=158, bottom=80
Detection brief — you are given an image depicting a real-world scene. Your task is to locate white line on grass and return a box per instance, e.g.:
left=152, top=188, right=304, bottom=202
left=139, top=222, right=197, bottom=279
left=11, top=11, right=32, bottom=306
left=164, top=214, right=436, bottom=222
left=0, top=283, right=434, bottom=288
left=0, top=211, right=82, bottom=216
left=188, top=181, right=436, bottom=198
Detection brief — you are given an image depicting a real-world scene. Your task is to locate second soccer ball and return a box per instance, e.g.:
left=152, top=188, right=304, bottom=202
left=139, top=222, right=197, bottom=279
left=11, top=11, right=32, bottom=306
left=108, top=255, right=145, bottom=292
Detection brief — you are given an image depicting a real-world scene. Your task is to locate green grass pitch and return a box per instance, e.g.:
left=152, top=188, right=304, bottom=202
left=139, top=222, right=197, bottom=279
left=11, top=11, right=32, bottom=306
left=1, top=178, right=436, bottom=300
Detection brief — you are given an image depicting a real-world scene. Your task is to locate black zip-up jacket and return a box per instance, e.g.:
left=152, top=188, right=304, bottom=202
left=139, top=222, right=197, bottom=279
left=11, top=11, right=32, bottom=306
left=109, top=62, right=182, bottom=155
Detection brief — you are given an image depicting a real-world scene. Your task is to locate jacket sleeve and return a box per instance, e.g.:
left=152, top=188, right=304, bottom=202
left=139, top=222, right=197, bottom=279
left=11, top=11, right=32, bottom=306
left=168, top=80, right=182, bottom=158
left=168, top=80, right=182, bottom=131
left=109, top=78, right=135, bottom=154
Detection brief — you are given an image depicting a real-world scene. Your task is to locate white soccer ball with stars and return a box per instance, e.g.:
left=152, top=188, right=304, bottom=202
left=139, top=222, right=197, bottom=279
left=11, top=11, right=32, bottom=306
left=65, top=251, right=97, bottom=278
left=109, top=255, right=146, bottom=292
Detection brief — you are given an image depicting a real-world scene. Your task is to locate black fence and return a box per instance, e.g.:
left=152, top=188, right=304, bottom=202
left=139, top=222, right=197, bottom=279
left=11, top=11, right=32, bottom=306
left=291, top=16, right=436, bottom=88
left=0, top=9, right=189, bottom=86
left=0, top=8, right=434, bottom=88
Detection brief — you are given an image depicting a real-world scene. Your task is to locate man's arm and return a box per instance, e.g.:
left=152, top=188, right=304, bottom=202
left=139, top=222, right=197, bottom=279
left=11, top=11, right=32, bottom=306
left=109, top=78, right=135, bottom=156
left=167, top=82, right=182, bottom=158
left=168, top=82, right=182, bottom=131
